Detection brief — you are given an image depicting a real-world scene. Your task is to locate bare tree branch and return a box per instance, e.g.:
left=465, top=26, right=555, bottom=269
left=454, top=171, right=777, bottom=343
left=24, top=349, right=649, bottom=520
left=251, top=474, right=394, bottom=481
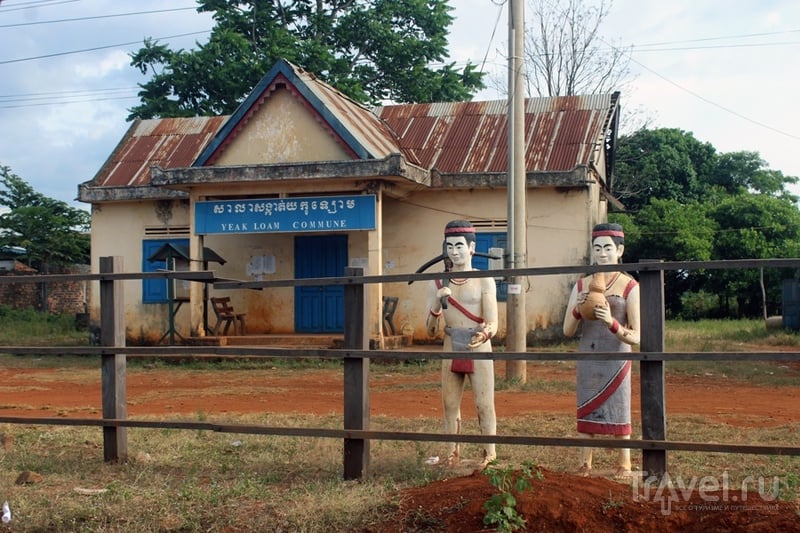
left=524, top=0, right=633, bottom=97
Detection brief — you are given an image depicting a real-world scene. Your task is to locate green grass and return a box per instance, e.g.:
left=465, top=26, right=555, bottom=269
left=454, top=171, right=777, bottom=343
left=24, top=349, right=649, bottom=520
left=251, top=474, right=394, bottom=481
left=665, top=318, right=800, bottom=350
left=1, top=412, right=797, bottom=531
left=663, top=319, right=800, bottom=386
left=0, top=305, right=89, bottom=346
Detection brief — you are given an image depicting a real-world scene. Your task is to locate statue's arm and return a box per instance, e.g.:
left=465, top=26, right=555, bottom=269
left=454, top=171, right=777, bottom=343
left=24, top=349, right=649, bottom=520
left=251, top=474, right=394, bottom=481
left=426, top=281, right=446, bottom=337
left=467, top=277, right=497, bottom=349
left=595, top=282, right=640, bottom=346
left=563, top=283, right=581, bottom=337
left=620, top=284, right=641, bottom=346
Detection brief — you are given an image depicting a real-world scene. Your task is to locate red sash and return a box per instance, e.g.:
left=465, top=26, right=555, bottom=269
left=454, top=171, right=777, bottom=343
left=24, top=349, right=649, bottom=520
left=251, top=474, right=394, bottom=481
left=434, top=279, right=484, bottom=324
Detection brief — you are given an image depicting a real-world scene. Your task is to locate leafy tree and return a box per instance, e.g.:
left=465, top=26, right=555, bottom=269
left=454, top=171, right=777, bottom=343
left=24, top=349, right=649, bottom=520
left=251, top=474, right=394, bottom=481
left=0, top=166, right=90, bottom=273
left=614, top=128, right=717, bottom=212
left=613, top=129, right=800, bottom=318
left=706, top=194, right=800, bottom=317
left=128, top=0, right=484, bottom=119
left=617, top=199, right=714, bottom=263
left=616, top=129, right=799, bottom=213
left=611, top=198, right=716, bottom=316
left=712, top=151, right=798, bottom=199
left=523, top=0, right=632, bottom=97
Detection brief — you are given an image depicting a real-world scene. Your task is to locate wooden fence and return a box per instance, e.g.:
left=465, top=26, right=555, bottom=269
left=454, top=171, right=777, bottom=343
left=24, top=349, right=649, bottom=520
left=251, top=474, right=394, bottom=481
left=0, top=256, right=799, bottom=481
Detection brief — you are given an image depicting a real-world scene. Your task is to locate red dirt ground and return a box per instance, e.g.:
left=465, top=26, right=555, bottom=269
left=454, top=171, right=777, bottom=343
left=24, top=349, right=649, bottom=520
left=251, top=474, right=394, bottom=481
left=2, top=357, right=799, bottom=531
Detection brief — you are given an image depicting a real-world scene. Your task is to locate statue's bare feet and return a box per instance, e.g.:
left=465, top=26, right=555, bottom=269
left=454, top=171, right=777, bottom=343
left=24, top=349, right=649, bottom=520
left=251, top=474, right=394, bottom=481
left=577, top=463, right=592, bottom=477
left=613, top=466, right=632, bottom=480
left=475, top=454, right=496, bottom=472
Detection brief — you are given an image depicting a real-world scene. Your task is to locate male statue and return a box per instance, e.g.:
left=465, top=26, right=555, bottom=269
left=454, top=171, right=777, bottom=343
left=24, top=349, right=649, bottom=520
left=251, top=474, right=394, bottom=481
left=426, top=219, right=498, bottom=469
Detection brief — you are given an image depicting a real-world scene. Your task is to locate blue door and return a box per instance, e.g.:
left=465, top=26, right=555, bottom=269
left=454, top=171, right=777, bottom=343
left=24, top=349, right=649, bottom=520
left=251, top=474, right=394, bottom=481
left=294, top=235, right=347, bottom=332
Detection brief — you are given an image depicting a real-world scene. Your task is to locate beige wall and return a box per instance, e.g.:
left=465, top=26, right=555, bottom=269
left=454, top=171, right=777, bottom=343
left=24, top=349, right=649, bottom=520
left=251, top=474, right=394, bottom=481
left=89, top=199, right=192, bottom=342
left=214, top=89, right=350, bottom=165
left=198, top=229, right=374, bottom=335
left=89, top=198, right=381, bottom=342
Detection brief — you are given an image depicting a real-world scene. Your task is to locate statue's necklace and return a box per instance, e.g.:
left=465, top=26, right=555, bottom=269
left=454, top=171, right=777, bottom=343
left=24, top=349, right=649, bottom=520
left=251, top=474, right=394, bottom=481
left=450, top=268, right=472, bottom=286
left=605, top=272, right=622, bottom=290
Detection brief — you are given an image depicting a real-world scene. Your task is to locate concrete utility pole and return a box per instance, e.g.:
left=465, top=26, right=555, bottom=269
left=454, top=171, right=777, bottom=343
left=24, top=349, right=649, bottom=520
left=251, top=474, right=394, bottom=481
left=505, top=0, right=527, bottom=383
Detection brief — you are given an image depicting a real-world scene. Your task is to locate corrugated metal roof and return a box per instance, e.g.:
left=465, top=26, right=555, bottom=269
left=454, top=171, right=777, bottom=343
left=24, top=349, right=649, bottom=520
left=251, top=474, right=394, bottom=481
left=292, top=64, right=401, bottom=159
left=83, top=58, right=617, bottom=195
left=374, top=93, right=617, bottom=174
left=90, top=116, right=227, bottom=188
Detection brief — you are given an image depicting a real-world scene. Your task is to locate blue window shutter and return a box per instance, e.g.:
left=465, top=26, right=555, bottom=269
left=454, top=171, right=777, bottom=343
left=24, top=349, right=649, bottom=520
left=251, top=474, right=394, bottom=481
left=474, top=232, right=508, bottom=302
left=142, top=239, right=189, bottom=303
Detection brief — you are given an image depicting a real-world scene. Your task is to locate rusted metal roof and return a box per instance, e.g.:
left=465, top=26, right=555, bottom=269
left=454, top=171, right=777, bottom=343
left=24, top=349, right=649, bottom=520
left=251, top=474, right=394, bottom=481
left=88, top=116, right=227, bottom=188
left=374, top=93, right=618, bottom=174
left=80, top=57, right=618, bottom=200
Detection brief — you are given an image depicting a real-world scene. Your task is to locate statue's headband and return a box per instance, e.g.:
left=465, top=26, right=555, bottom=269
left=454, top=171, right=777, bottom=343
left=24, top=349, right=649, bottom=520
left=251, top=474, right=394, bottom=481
left=592, top=229, right=624, bottom=239
left=444, top=226, right=476, bottom=235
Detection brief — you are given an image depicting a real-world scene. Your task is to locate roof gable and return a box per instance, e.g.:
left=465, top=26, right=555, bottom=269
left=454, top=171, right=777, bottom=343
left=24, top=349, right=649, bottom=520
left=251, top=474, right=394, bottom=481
left=195, top=59, right=400, bottom=166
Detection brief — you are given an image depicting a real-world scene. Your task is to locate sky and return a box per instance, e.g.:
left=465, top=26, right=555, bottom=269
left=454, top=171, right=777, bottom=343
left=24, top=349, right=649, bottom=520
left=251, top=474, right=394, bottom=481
left=1, top=0, right=799, bottom=211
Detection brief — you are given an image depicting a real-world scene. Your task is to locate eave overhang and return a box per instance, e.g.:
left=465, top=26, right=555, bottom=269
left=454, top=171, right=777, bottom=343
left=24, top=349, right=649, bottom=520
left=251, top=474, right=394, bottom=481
left=151, top=153, right=430, bottom=190
left=432, top=166, right=592, bottom=189
left=78, top=183, right=188, bottom=203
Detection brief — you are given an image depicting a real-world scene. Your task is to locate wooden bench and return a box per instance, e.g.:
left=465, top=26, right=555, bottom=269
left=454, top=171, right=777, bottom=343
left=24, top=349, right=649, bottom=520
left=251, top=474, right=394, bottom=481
left=210, top=296, right=247, bottom=336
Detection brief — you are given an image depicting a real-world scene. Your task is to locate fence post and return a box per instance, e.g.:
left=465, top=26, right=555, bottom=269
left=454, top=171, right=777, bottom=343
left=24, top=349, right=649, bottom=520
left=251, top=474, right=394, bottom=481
left=638, top=261, right=666, bottom=479
left=342, top=267, right=370, bottom=480
left=99, top=256, right=128, bottom=462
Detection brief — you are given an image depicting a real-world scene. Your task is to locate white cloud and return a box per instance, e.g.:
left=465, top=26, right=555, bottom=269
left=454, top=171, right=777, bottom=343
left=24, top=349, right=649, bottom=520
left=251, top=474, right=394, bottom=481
left=74, top=50, right=131, bottom=80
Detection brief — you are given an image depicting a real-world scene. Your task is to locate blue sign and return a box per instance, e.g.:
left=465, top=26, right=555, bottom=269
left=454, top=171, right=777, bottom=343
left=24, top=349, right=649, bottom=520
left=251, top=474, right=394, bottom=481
left=194, top=195, right=376, bottom=235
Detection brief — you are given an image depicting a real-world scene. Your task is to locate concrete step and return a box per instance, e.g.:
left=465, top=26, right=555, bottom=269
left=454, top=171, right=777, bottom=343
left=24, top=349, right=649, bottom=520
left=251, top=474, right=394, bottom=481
left=185, top=334, right=412, bottom=349
left=185, top=334, right=341, bottom=348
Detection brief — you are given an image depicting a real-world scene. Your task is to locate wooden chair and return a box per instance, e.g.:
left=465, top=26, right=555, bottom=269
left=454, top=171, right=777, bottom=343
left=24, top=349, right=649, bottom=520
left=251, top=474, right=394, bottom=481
left=210, top=296, right=247, bottom=336
left=382, top=296, right=399, bottom=336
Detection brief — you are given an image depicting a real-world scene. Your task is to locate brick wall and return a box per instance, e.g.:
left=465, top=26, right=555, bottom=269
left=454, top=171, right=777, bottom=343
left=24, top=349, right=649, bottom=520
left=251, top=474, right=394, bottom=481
left=0, top=262, right=90, bottom=314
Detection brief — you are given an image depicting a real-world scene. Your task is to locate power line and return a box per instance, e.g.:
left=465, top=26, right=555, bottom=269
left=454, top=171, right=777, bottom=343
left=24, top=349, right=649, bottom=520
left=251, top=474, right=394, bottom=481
left=0, top=94, right=139, bottom=109
left=632, top=29, right=800, bottom=48
left=0, top=6, right=198, bottom=28
left=0, top=0, right=79, bottom=13
left=0, top=86, right=137, bottom=99
left=630, top=41, right=800, bottom=53
left=0, top=30, right=211, bottom=65
left=626, top=55, right=800, bottom=142
left=0, top=87, right=138, bottom=107
left=478, top=0, right=505, bottom=75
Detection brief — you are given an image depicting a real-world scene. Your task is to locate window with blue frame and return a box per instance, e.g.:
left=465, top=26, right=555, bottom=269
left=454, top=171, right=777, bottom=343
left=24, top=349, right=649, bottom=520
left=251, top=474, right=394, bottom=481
left=142, top=239, right=189, bottom=303
left=473, top=232, right=508, bottom=301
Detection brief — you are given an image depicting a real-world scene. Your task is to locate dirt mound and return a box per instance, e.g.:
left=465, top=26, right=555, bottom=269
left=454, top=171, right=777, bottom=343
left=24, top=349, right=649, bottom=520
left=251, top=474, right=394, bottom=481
left=376, top=467, right=800, bottom=532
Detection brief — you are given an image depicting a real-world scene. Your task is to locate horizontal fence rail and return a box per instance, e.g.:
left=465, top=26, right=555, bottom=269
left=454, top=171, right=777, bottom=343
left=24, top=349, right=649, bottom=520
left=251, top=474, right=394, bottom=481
left=2, top=345, right=800, bottom=363
left=0, top=257, right=789, bottom=286
left=0, top=257, right=799, bottom=480
left=0, top=417, right=797, bottom=458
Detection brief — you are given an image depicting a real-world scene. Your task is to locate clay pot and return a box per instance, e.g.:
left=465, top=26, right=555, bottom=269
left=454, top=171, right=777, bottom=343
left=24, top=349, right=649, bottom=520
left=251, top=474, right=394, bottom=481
left=579, top=272, right=609, bottom=320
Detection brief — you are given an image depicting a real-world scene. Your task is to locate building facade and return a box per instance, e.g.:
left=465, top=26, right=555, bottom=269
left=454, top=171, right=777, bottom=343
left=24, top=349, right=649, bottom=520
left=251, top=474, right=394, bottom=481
left=78, top=59, right=621, bottom=346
